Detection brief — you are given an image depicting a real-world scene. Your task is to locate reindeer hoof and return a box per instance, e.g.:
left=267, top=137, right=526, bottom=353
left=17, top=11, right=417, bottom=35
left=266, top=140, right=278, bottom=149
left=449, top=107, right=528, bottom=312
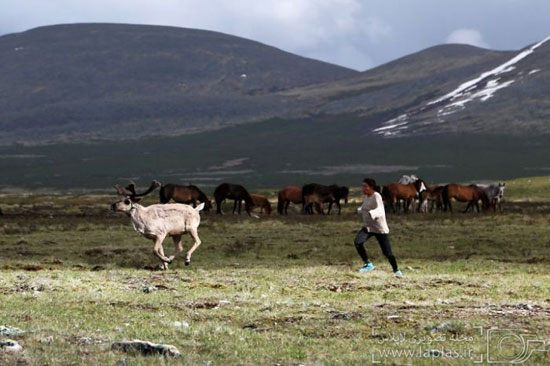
left=185, top=260, right=191, bottom=266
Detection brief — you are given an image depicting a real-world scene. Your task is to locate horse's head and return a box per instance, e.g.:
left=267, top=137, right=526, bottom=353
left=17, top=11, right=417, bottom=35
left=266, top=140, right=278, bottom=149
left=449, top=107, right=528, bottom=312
left=414, top=179, right=427, bottom=194
left=497, top=183, right=506, bottom=200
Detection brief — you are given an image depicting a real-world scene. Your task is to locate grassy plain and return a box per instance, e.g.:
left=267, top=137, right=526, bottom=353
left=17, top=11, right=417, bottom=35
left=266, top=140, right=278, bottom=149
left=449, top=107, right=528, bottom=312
left=1, top=177, right=550, bottom=365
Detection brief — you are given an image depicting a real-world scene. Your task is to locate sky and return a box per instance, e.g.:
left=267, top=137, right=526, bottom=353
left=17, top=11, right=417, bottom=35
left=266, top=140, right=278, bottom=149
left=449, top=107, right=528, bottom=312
left=1, top=0, right=549, bottom=71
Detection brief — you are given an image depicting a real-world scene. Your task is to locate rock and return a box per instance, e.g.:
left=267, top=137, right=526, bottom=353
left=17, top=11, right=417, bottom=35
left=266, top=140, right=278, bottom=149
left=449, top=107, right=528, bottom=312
left=40, top=336, right=54, bottom=344
left=429, top=322, right=453, bottom=333
left=173, top=320, right=190, bottom=329
left=428, top=349, right=442, bottom=357
left=0, top=340, right=22, bottom=353
left=218, top=300, right=231, bottom=306
left=0, top=325, right=26, bottom=337
left=142, top=286, right=158, bottom=293
left=328, top=311, right=363, bottom=320
left=112, top=340, right=180, bottom=357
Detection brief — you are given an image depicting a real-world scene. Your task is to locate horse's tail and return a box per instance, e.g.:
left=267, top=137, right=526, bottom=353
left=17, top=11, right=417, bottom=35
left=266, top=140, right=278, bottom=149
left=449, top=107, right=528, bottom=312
left=277, top=190, right=285, bottom=215
left=442, top=184, right=450, bottom=211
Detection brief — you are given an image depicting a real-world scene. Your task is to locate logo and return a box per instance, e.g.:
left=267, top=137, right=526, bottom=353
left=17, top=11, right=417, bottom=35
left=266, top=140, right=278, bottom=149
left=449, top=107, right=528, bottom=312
left=487, top=328, right=547, bottom=364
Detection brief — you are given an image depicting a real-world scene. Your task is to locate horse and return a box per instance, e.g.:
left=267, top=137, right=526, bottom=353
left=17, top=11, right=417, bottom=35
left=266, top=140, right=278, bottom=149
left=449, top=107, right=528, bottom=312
left=327, top=185, right=349, bottom=215
left=159, top=183, right=212, bottom=212
left=418, top=185, right=444, bottom=213
left=442, top=184, right=489, bottom=213
left=250, top=194, right=272, bottom=215
left=213, top=183, right=254, bottom=215
left=277, top=186, right=303, bottom=215
left=385, top=179, right=427, bottom=213
left=301, top=183, right=335, bottom=214
left=478, top=183, right=506, bottom=212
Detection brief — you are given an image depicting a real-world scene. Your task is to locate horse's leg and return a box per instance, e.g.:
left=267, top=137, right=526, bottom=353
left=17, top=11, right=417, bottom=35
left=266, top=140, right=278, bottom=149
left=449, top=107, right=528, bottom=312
left=337, top=201, right=342, bottom=215
left=238, top=200, right=243, bottom=214
left=216, top=198, right=222, bottom=215
left=405, top=198, right=412, bottom=213
left=317, top=202, right=324, bottom=215
left=327, top=201, right=333, bottom=215
left=285, top=201, right=290, bottom=215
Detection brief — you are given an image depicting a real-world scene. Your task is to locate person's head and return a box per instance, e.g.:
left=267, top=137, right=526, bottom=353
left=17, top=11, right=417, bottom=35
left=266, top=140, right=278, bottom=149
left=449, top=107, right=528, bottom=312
left=362, top=178, right=376, bottom=196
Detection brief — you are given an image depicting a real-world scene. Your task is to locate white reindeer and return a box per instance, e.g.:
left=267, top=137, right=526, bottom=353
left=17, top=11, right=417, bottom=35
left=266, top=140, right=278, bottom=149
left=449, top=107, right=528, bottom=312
left=111, top=197, right=204, bottom=270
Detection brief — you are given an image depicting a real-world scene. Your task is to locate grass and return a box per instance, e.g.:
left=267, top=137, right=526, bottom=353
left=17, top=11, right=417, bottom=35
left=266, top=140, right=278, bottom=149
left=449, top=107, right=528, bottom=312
left=1, top=177, right=550, bottom=365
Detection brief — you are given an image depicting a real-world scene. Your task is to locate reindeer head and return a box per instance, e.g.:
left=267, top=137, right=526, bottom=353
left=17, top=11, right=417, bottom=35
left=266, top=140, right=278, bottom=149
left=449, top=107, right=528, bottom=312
left=110, top=196, right=138, bottom=213
left=111, top=180, right=160, bottom=213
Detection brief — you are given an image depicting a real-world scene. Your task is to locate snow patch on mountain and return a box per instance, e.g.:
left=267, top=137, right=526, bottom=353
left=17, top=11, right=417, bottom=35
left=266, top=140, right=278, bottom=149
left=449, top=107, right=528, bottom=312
left=374, top=35, right=550, bottom=137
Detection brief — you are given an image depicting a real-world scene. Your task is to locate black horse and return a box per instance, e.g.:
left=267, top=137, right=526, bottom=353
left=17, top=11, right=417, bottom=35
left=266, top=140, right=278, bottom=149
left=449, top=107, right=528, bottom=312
left=214, top=183, right=254, bottom=215
left=159, top=183, right=212, bottom=212
left=327, top=185, right=349, bottom=215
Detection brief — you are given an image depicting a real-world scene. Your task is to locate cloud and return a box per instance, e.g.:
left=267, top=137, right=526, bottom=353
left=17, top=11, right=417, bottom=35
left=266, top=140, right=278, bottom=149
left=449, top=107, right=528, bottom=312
left=445, top=28, right=489, bottom=48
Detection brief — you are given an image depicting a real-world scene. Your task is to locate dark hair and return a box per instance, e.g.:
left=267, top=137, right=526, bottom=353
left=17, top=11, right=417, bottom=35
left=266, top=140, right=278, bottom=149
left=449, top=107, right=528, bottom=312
left=362, top=178, right=376, bottom=188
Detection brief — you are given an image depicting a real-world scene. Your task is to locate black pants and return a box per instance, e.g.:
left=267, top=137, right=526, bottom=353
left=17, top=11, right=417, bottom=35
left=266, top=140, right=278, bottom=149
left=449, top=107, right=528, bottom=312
left=354, top=227, right=398, bottom=272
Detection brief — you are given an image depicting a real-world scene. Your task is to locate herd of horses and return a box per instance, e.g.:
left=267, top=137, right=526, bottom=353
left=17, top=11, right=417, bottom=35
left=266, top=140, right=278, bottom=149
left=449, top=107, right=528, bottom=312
left=116, top=175, right=505, bottom=216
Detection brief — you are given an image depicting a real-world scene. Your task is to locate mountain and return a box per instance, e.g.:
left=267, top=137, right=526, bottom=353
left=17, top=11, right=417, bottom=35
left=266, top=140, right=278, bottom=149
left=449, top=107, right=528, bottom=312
left=0, top=23, right=549, bottom=189
left=0, top=23, right=357, bottom=144
left=282, top=39, right=550, bottom=136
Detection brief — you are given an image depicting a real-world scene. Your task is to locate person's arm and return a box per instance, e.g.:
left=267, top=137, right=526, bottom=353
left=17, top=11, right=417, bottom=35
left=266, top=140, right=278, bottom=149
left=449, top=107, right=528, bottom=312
left=368, top=194, right=385, bottom=220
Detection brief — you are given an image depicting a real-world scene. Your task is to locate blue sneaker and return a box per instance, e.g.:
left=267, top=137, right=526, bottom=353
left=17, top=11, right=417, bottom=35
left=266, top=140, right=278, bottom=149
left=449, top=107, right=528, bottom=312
left=359, top=263, right=375, bottom=272
left=394, top=270, right=403, bottom=277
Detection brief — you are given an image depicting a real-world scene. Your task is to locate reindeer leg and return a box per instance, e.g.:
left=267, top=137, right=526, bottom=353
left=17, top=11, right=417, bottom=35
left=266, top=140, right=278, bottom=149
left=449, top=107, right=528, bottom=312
left=185, top=228, right=202, bottom=266
left=158, top=244, right=169, bottom=270
left=152, top=235, right=171, bottom=269
left=168, top=235, right=183, bottom=263
left=232, top=200, right=238, bottom=214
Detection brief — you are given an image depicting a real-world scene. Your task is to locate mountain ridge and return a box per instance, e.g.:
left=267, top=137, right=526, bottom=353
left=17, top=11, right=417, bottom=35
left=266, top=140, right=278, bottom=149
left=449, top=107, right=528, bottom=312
left=0, top=23, right=549, bottom=145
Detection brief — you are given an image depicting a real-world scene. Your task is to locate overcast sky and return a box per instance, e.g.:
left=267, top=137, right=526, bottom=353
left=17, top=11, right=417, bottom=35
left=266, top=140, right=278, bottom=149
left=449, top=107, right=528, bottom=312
left=1, top=0, right=549, bottom=71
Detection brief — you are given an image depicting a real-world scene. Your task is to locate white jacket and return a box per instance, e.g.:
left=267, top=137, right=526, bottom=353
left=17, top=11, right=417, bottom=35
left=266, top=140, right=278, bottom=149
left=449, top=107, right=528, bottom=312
left=358, top=192, right=389, bottom=234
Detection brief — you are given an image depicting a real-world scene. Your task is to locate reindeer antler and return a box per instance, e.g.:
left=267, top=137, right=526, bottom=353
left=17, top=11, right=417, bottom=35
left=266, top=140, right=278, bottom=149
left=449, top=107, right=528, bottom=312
left=114, top=184, right=134, bottom=196
left=115, top=180, right=161, bottom=198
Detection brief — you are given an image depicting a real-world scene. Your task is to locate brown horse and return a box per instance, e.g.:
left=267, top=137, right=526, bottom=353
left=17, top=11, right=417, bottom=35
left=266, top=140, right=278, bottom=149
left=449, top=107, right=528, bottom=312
left=250, top=194, right=272, bottom=215
left=418, top=185, right=444, bottom=213
left=159, top=183, right=212, bottom=212
left=385, top=179, right=427, bottom=213
left=442, top=184, right=489, bottom=213
left=277, top=186, right=303, bottom=215
left=214, top=183, right=254, bottom=215
left=301, top=183, right=335, bottom=214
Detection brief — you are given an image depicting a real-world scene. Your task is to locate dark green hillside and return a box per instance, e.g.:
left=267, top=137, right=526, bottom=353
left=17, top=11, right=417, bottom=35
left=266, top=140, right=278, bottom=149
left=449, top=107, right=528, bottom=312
left=1, top=116, right=549, bottom=190
left=0, top=23, right=357, bottom=144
